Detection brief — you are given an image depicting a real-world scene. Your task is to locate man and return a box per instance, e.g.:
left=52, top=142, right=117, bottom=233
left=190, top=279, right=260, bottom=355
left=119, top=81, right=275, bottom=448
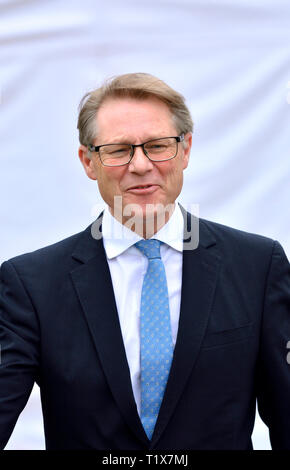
left=0, top=73, right=289, bottom=450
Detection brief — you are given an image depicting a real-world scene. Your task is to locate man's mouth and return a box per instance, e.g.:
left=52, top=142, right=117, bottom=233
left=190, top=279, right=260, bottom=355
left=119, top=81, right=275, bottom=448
left=130, top=184, right=152, bottom=189
left=127, top=184, right=159, bottom=194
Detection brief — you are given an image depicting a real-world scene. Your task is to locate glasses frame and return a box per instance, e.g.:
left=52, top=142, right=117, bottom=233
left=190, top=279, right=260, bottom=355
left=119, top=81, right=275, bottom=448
left=88, top=134, right=185, bottom=167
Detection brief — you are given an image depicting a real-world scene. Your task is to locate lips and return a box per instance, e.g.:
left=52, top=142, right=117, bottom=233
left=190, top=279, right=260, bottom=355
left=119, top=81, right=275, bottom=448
left=126, top=184, right=159, bottom=194
left=129, top=184, right=153, bottom=190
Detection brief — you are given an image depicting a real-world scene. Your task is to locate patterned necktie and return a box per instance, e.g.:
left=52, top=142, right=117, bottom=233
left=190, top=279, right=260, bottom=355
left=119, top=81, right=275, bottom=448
left=135, top=239, right=173, bottom=440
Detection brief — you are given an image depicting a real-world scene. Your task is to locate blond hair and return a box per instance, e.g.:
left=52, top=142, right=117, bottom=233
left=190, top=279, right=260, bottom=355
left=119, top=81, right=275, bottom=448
left=77, top=73, right=193, bottom=146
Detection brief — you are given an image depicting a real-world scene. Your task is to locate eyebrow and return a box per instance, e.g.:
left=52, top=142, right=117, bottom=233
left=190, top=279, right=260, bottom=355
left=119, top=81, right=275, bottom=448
left=101, top=135, right=172, bottom=145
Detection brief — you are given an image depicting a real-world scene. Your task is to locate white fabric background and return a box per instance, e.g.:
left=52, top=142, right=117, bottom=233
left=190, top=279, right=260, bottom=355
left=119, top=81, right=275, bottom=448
left=0, top=0, right=289, bottom=450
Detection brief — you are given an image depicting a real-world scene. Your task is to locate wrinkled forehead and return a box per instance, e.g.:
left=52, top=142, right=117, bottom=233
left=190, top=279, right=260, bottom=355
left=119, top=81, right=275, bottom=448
left=94, top=96, right=177, bottom=143
left=97, top=94, right=173, bottom=117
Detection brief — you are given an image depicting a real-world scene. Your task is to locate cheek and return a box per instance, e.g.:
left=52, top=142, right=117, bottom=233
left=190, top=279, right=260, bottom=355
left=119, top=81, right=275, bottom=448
left=159, top=160, right=176, bottom=177
left=164, top=161, right=184, bottom=182
left=165, top=165, right=184, bottom=196
left=97, top=167, right=124, bottom=193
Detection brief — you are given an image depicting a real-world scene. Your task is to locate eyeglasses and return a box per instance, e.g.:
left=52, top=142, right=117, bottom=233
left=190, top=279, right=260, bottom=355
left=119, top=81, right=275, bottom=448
left=88, top=134, right=185, bottom=167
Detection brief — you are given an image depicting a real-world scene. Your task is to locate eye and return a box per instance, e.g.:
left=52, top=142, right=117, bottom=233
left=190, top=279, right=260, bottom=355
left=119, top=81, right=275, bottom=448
left=103, top=145, right=130, bottom=156
left=149, top=144, right=166, bottom=149
left=109, top=148, right=127, bottom=155
left=146, top=142, right=168, bottom=152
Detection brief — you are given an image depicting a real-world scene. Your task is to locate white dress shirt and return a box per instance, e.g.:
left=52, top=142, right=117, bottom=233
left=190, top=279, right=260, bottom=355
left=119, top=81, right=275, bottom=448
left=101, top=204, right=184, bottom=415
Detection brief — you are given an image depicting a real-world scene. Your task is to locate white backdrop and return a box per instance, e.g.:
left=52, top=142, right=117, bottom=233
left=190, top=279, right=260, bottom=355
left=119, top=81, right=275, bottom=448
left=0, top=0, right=289, bottom=450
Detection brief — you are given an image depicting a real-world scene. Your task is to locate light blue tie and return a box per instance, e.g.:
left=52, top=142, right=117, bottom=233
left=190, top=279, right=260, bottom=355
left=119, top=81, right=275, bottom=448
left=135, top=239, right=173, bottom=440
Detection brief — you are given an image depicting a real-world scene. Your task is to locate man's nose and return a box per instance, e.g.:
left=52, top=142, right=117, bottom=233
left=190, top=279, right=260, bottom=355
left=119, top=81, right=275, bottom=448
left=128, top=146, right=154, bottom=173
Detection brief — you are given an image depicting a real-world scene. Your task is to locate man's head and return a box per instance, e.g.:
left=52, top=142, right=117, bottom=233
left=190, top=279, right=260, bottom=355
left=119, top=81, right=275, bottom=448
left=78, top=73, right=193, bottom=237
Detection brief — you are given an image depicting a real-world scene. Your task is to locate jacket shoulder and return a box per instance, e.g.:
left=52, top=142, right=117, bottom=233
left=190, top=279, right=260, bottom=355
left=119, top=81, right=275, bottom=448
left=200, top=217, right=274, bottom=245
left=3, top=225, right=92, bottom=272
left=198, top=217, right=278, bottom=261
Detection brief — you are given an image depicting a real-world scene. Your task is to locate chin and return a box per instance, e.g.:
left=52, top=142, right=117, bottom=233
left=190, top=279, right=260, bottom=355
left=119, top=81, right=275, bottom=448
left=133, top=200, right=174, bottom=221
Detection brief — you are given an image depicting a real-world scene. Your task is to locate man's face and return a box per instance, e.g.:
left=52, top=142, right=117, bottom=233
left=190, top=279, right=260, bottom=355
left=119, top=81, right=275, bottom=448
left=79, top=96, right=191, bottom=224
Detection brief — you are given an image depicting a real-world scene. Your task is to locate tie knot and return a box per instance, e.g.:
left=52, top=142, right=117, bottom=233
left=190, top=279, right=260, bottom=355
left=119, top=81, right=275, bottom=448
left=135, top=239, right=162, bottom=259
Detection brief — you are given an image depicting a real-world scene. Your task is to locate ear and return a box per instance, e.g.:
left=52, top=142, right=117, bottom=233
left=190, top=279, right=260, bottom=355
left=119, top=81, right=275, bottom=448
left=182, top=132, right=192, bottom=170
left=78, top=145, right=98, bottom=181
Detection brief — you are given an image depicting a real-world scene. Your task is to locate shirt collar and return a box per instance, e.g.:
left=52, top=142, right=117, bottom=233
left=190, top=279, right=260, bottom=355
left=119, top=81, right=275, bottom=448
left=102, top=203, right=184, bottom=259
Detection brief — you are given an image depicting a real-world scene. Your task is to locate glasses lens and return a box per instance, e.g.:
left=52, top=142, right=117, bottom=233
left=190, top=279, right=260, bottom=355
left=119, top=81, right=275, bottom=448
left=144, top=138, right=177, bottom=161
left=100, top=144, right=131, bottom=166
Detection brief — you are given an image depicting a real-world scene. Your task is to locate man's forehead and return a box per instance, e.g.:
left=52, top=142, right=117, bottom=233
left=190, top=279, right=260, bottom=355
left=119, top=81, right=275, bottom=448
left=94, top=96, right=176, bottom=143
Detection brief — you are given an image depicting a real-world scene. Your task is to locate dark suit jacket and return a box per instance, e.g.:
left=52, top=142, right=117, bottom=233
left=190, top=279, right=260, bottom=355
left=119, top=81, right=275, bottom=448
left=0, top=210, right=290, bottom=450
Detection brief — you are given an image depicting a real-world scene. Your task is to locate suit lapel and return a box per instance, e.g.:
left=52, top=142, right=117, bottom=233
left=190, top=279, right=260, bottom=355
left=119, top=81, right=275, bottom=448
left=70, top=223, right=149, bottom=446
left=151, top=211, right=221, bottom=447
